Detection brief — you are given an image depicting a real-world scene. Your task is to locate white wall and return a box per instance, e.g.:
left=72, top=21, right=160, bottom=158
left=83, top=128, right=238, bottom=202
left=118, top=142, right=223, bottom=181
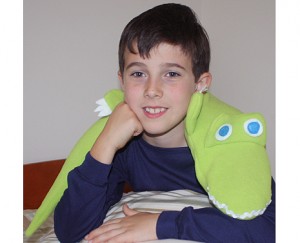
left=24, top=0, right=275, bottom=178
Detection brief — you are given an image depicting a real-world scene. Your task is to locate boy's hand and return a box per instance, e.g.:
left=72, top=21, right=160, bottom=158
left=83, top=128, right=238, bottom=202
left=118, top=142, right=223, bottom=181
left=84, top=204, right=159, bottom=243
left=90, top=102, right=143, bottom=164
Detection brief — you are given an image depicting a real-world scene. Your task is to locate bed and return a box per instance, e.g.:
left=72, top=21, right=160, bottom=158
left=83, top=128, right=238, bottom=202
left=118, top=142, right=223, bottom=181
left=23, top=159, right=212, bottom=242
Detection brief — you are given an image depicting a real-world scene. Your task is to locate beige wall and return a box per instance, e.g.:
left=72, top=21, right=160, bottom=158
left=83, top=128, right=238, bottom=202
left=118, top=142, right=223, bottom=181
left=24, top=0, right=275, bottom=178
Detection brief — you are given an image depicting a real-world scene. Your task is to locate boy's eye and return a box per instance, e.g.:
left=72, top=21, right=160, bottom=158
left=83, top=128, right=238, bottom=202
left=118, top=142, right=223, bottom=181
left=131, top=72, right=145, bottom=77
left=166, top=72, right=180, bottom=77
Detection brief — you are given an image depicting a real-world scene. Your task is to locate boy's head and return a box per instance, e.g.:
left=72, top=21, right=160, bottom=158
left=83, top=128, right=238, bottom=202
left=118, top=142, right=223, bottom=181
left=118, top=3, right=210, bottom=81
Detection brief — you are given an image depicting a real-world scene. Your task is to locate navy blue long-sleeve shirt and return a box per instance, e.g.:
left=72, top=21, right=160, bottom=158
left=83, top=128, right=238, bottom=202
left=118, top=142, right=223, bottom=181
left=54, top=136, right=275, bottom=243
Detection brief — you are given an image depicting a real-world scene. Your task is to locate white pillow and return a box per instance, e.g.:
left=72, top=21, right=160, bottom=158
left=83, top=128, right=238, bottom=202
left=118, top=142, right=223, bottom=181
left=104, top=189, right=212, bottom=223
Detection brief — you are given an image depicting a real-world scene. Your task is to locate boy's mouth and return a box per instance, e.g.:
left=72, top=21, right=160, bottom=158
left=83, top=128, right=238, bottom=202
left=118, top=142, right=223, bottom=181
left=143, top=106, right=168, bottom=118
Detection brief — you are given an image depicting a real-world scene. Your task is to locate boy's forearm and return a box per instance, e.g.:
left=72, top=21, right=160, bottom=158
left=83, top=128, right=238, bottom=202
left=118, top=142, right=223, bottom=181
left=54, top=153, right=123, bottom=242
left=158, top=207, right=275, bottom=242
left=90, top=133, right=117, bottom=164
left=90, top=102, right=143, bottom=164
left=157, top=179, right=275, bottom=242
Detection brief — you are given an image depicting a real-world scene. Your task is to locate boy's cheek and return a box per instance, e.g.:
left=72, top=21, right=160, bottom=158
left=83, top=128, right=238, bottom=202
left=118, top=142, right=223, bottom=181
left=123, top=93, right=138, bottom=112
left=123, top=88, right=139, bottom=103
left=123, top=92, right=131, bottom=105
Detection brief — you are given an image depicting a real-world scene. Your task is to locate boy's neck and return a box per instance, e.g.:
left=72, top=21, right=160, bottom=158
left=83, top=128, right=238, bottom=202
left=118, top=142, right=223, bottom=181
left=142, top=123, right=188, bottom=148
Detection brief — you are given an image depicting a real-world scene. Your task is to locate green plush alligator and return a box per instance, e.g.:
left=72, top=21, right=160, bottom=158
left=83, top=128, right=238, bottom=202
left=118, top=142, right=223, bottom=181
left=185, top=92, right=272, bottom=219
left=25, top=89, right=272, bottom=237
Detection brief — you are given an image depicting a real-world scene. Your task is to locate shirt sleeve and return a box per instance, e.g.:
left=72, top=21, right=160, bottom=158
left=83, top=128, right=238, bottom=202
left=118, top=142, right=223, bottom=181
left=156, top=178, right=275, bottom=242
left=54, top=152, right=125, bottom=243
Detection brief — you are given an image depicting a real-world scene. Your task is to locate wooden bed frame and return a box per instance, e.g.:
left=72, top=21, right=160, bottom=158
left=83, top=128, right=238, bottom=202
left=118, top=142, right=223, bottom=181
left=23, top=159, right=65, bottom=209
left=23, top=159, right=132, bottom=210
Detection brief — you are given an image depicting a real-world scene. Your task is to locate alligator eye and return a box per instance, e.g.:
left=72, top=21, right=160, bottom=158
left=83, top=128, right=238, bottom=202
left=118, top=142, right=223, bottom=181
left=215, top=124, right=232, bottom=141
left=244, top=119, right=263, bottom=137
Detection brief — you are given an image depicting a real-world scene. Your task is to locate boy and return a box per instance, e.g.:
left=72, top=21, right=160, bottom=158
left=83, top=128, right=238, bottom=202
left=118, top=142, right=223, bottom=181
left=54, top=3, right=275, bottom=242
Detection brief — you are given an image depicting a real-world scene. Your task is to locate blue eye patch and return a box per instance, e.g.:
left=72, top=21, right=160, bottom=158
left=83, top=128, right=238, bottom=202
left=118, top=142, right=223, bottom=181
left=216, top=124, right=232, bottom=141
left=244, top=119, right=263, bottom=137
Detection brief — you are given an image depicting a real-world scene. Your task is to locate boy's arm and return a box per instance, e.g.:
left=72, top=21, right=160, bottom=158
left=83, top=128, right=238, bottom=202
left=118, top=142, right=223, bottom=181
left=90, top=102, right=143, bottom=164
left=54, top=103, right=143, bottom=242
left=54, top=152, right=127, bottom=242
left=157, top=178, right=275, bottom=242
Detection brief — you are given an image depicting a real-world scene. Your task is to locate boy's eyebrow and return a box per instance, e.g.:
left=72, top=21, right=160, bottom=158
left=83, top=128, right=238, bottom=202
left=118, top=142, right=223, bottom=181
left=125, top=62, right=146, bottom=70
left=160, top=63, right=186, bottom=71
left=125, top=62, right=186, bottom=71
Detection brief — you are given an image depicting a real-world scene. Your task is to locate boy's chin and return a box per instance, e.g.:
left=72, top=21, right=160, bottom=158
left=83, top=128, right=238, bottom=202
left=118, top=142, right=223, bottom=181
left=142, top=124, right=176, bottom=138
left=141, top=119, right=184, bottom=137
left=142, top=128, right=169, bottom=138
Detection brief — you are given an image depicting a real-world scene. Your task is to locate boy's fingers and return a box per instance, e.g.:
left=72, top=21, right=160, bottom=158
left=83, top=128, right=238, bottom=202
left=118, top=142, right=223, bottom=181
left=123, top=204, right=138, bottom=216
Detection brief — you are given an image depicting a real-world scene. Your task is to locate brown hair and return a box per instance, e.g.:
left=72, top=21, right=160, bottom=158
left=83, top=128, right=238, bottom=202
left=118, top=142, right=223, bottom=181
left=118, top=3, right=210, bottom=80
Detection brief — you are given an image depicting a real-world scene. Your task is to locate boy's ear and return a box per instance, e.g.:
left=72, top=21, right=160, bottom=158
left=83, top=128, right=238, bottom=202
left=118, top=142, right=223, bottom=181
left=195, top=72, right=212, bottom=93
left=118, top=71, right=125, bottom=90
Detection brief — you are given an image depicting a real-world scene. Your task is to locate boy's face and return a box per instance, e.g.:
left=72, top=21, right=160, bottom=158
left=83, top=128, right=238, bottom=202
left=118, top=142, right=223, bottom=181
left=119, top=43, right=206, bottom=143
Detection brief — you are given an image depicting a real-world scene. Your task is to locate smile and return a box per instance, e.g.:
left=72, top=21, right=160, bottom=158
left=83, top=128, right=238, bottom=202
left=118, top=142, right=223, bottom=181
left=145, top=107, right=167, bottom=114
left=143, top=107, right=167, bottom=118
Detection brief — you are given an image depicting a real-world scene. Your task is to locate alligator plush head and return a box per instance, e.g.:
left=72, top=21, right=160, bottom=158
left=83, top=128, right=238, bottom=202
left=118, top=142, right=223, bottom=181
left=185, top=92, right=272, bottom=219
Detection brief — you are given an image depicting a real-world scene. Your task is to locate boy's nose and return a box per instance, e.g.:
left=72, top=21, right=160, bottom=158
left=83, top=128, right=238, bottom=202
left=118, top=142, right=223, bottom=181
left=144, top=79, right=163, bottom=98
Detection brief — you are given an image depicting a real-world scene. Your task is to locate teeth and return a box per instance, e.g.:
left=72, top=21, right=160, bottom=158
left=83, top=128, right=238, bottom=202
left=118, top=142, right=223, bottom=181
left=145, top=107, right=166, bottom=114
